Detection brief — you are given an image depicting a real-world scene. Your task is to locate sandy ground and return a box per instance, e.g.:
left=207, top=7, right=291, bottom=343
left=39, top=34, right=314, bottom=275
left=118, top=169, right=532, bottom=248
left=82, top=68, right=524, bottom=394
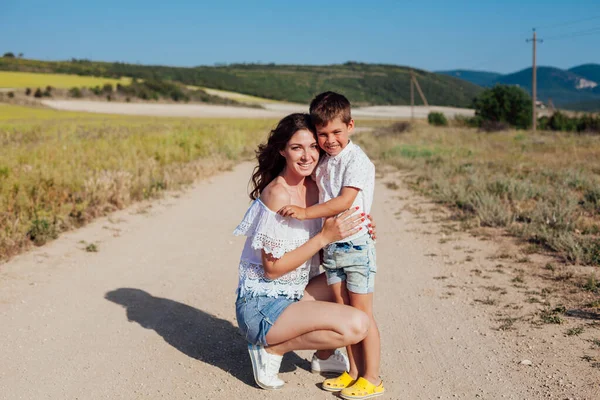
left=1, top=163, right=598, bottom=400
left=40, top=99, right=475, bottom=120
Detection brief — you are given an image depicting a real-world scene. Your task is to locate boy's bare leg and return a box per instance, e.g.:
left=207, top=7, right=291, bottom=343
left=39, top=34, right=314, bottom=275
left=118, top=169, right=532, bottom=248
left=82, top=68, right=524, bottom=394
left=330, top=281, right=360, bottom=378
left=348, top=291, right=381, bottom=385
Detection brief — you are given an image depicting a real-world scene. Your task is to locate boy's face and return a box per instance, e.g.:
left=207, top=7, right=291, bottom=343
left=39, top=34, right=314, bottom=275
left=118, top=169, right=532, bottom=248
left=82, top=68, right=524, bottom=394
left=316, top=117, right=354, bottom=157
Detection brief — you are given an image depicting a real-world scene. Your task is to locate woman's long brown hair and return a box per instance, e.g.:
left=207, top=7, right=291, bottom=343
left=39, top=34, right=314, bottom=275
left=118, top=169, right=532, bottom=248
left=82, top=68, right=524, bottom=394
left=249, top=113, right=316, bottom=200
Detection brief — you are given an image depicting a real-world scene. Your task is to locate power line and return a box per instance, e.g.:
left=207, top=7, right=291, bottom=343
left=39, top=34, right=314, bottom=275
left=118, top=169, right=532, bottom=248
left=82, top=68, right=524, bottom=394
left=535, top=15, right=600, bottom=30
left=544, top=26, right=600, bottom=41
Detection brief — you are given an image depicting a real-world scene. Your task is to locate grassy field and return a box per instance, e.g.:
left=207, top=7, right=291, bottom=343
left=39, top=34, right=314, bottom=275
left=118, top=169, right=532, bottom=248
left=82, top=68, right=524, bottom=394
left=355, top=122, right=600, bottom=266
left=0, top=71, right=131, bottom=89
left=196, top=87, right=281, bottom=104
left=0, top=104, right=275, bottom=260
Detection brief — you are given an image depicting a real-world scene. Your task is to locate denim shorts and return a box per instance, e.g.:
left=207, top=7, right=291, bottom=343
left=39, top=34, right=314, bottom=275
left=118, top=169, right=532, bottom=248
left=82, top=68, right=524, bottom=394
left=323, top=235, right=377, bottom=294
left=235, top=294, right=297, bottom=346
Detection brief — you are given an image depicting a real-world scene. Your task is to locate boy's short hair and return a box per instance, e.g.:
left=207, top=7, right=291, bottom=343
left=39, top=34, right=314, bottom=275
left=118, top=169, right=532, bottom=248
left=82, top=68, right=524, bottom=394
left=309, top=91, right=352, bottom=126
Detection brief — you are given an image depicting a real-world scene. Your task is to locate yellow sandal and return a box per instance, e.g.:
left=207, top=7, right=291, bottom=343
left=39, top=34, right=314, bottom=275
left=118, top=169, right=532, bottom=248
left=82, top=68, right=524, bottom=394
left=321, top=371, right=356, bottom=392
left=340, top=377, right=385, bottom=399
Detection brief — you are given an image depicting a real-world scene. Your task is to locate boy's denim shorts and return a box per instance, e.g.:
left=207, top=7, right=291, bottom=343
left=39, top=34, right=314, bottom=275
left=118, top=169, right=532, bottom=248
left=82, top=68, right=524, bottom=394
left=235, top=293, right=296, bottom=346
left=323, top=235, right=377, bottom=294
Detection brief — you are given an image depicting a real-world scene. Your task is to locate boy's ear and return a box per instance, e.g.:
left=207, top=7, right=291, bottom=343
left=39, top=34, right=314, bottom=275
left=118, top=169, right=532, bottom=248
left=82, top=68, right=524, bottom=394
left=347, top=119, right=355, bottom=132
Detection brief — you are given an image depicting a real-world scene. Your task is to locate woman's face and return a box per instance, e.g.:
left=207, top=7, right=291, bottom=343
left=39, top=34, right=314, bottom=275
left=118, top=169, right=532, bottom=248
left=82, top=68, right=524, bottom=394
left=280, top=129, right=320, bottom=177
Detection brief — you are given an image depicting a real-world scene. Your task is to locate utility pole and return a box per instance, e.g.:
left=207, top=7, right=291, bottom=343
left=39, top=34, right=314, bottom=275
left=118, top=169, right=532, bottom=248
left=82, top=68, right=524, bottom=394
left=526, top=29, right=543, bottom=132
left=409, top=70, right=429, bottom=121
left=410, top=71, right=415, bottom=121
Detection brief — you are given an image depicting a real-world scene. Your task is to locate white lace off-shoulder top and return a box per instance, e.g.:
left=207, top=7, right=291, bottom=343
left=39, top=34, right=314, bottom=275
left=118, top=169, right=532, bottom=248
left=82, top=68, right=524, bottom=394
left=234, top=199, right=322, bottom=300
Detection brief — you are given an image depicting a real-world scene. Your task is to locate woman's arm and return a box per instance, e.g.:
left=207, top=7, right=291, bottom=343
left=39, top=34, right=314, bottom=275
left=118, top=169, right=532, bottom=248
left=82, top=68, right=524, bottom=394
left=262, top=210, right=363, bottom=280
left=260, top=184, right=362, bottom=280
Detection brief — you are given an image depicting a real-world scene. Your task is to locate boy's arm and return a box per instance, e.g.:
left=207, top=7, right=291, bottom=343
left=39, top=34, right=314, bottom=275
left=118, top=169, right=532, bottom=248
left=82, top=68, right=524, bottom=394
left=278, top=186, right=360, bottom=220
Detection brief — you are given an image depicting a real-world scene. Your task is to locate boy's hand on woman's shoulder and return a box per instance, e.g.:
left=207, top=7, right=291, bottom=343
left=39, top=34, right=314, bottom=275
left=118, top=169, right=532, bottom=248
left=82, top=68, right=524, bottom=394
left=277, top=205, right=307, bottom=220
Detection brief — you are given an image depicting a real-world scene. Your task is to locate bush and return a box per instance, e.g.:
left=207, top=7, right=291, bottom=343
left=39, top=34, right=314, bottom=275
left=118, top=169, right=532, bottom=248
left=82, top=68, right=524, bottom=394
left=68, top=87, right=83, bottom=98
left=34, top=88, right=43, bottom=98
left=548, top=112, right=577, bottom=132
left=539, top=112, right=600, bottom=134
left=428, top=112, right=448, bottom=126
left=90, top=86, right=102, bottom=95
left=7, top=92, right=14, bottom=98
left=453, top=115, right=481, bottom=128
left=102, top=83, right=113, bottom=94
left=479, top=120, right=510, bottom=132
left=25, top=88, right=31, bottom=96
left=2, top=52, right=15, bottom=58
left=472, top=85, right=532, bottom=129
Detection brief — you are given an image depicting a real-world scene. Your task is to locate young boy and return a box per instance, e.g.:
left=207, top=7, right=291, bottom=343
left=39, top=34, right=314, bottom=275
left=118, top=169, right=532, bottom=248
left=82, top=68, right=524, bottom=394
left=278, top=91, right=384, bottom=399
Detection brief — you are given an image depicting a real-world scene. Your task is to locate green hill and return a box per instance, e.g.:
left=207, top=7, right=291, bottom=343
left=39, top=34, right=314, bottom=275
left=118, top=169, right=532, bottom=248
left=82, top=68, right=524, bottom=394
left=439, top=65, right=600, bottom=111
left=496, top=66, right=600, bottom=109
left=0, top=57, right=483, bottom=107
left=436, top=70, right=501, bottom=87
left=569, top=64, right=600, bottom=83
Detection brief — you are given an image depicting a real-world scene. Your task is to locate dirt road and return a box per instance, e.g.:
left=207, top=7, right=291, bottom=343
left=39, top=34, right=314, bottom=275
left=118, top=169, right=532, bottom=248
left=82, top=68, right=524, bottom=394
left=41, top=99, right=475, bottom=120
left=0, top=163, right=597, bottom=399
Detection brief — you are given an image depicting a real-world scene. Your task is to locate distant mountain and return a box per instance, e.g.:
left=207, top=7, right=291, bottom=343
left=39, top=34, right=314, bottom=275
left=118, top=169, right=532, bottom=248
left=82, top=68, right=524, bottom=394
left=496, top=66, right=600, bottom=108
left=569, top=64, right=600, bottom=84
left=437, top=70, right=501, bottom=87
left=437, top=65, right=600, bottom=111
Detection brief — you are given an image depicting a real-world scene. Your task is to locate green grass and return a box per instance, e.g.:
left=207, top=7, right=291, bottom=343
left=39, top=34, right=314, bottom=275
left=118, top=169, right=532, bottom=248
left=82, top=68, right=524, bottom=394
left=356, top=122, right=600, bottom=266
left=0, top=104, right=275, bottom=260
left=0, top=71, right=131, bottom=89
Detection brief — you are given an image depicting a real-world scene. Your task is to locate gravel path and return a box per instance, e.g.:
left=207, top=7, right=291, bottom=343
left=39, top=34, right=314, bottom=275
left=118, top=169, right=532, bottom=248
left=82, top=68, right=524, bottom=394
left=41, top=99, right=474, bottom=119
left=0, top=163, right=595, bottom=399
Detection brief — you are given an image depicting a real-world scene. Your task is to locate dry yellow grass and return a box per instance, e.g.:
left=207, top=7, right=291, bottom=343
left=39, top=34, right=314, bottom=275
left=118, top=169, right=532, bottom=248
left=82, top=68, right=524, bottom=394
left=0, top=104, right=275, bottom=260
left=356, top=122, right=600, bottom=265
left=0, top=71, right=131, bottom=89
left=187, top=86, right=281, bottom=104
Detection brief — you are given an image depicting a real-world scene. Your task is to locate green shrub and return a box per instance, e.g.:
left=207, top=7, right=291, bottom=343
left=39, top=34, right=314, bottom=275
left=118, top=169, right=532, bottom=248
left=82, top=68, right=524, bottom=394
left=428, top=112, right=448, bottom=126
left=472, top=85, right=532, bottom=129
left=540, top=112, right=600, bottom=134
left=480, top=120, right=509, bottom=132
left=102, top=83, right=113, bottom=94
left=453, top=115, right=481, bottom=128
left=25, top=88, right=31, bottom=96
left=90, top=86, right=102, bottom=95
left=33, top=88, right=43, bottom=98
left=68, top=87, right=83, bottom=98
left=27, top=217, right=59, bottom=246
left=548, top=112, right=577, bottom=132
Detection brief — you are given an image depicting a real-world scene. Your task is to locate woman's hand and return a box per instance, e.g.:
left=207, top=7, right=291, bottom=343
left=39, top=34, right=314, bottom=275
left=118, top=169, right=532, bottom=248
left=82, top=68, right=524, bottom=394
left=321, top=209, right=363, bottom=244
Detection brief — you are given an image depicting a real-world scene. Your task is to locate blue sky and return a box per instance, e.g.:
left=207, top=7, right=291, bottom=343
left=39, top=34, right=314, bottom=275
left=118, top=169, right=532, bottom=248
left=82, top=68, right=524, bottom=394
left=1, top=0, right=599, bottom=73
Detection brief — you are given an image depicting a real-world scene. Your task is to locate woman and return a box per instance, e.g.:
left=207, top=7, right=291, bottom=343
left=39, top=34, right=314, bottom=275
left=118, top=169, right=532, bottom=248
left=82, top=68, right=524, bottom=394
left=234, top=113, right=370, bottom=390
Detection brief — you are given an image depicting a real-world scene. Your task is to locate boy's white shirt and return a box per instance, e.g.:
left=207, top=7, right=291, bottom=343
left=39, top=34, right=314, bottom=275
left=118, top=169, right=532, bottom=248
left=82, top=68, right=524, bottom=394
left=313, top=140, right=375, bottom=243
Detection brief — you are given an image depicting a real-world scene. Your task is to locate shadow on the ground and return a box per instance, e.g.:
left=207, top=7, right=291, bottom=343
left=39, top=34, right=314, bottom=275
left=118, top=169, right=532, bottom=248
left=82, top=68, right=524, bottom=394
left=105, top=288, right=309, bottom=387
left=567, top=308, right=600, bottom=320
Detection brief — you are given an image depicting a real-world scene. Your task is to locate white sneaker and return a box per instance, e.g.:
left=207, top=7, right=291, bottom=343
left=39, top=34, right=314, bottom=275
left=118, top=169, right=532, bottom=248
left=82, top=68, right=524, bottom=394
left=311, top=350, right=349, bottom=374
left=247, top=343, right=285, bottom=390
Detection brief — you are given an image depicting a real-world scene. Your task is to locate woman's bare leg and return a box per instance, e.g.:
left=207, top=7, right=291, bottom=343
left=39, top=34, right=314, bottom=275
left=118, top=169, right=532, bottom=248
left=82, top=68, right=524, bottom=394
left=264, top=300, right=369, bottom=356
left=302, top=273, right=336, bottom=360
